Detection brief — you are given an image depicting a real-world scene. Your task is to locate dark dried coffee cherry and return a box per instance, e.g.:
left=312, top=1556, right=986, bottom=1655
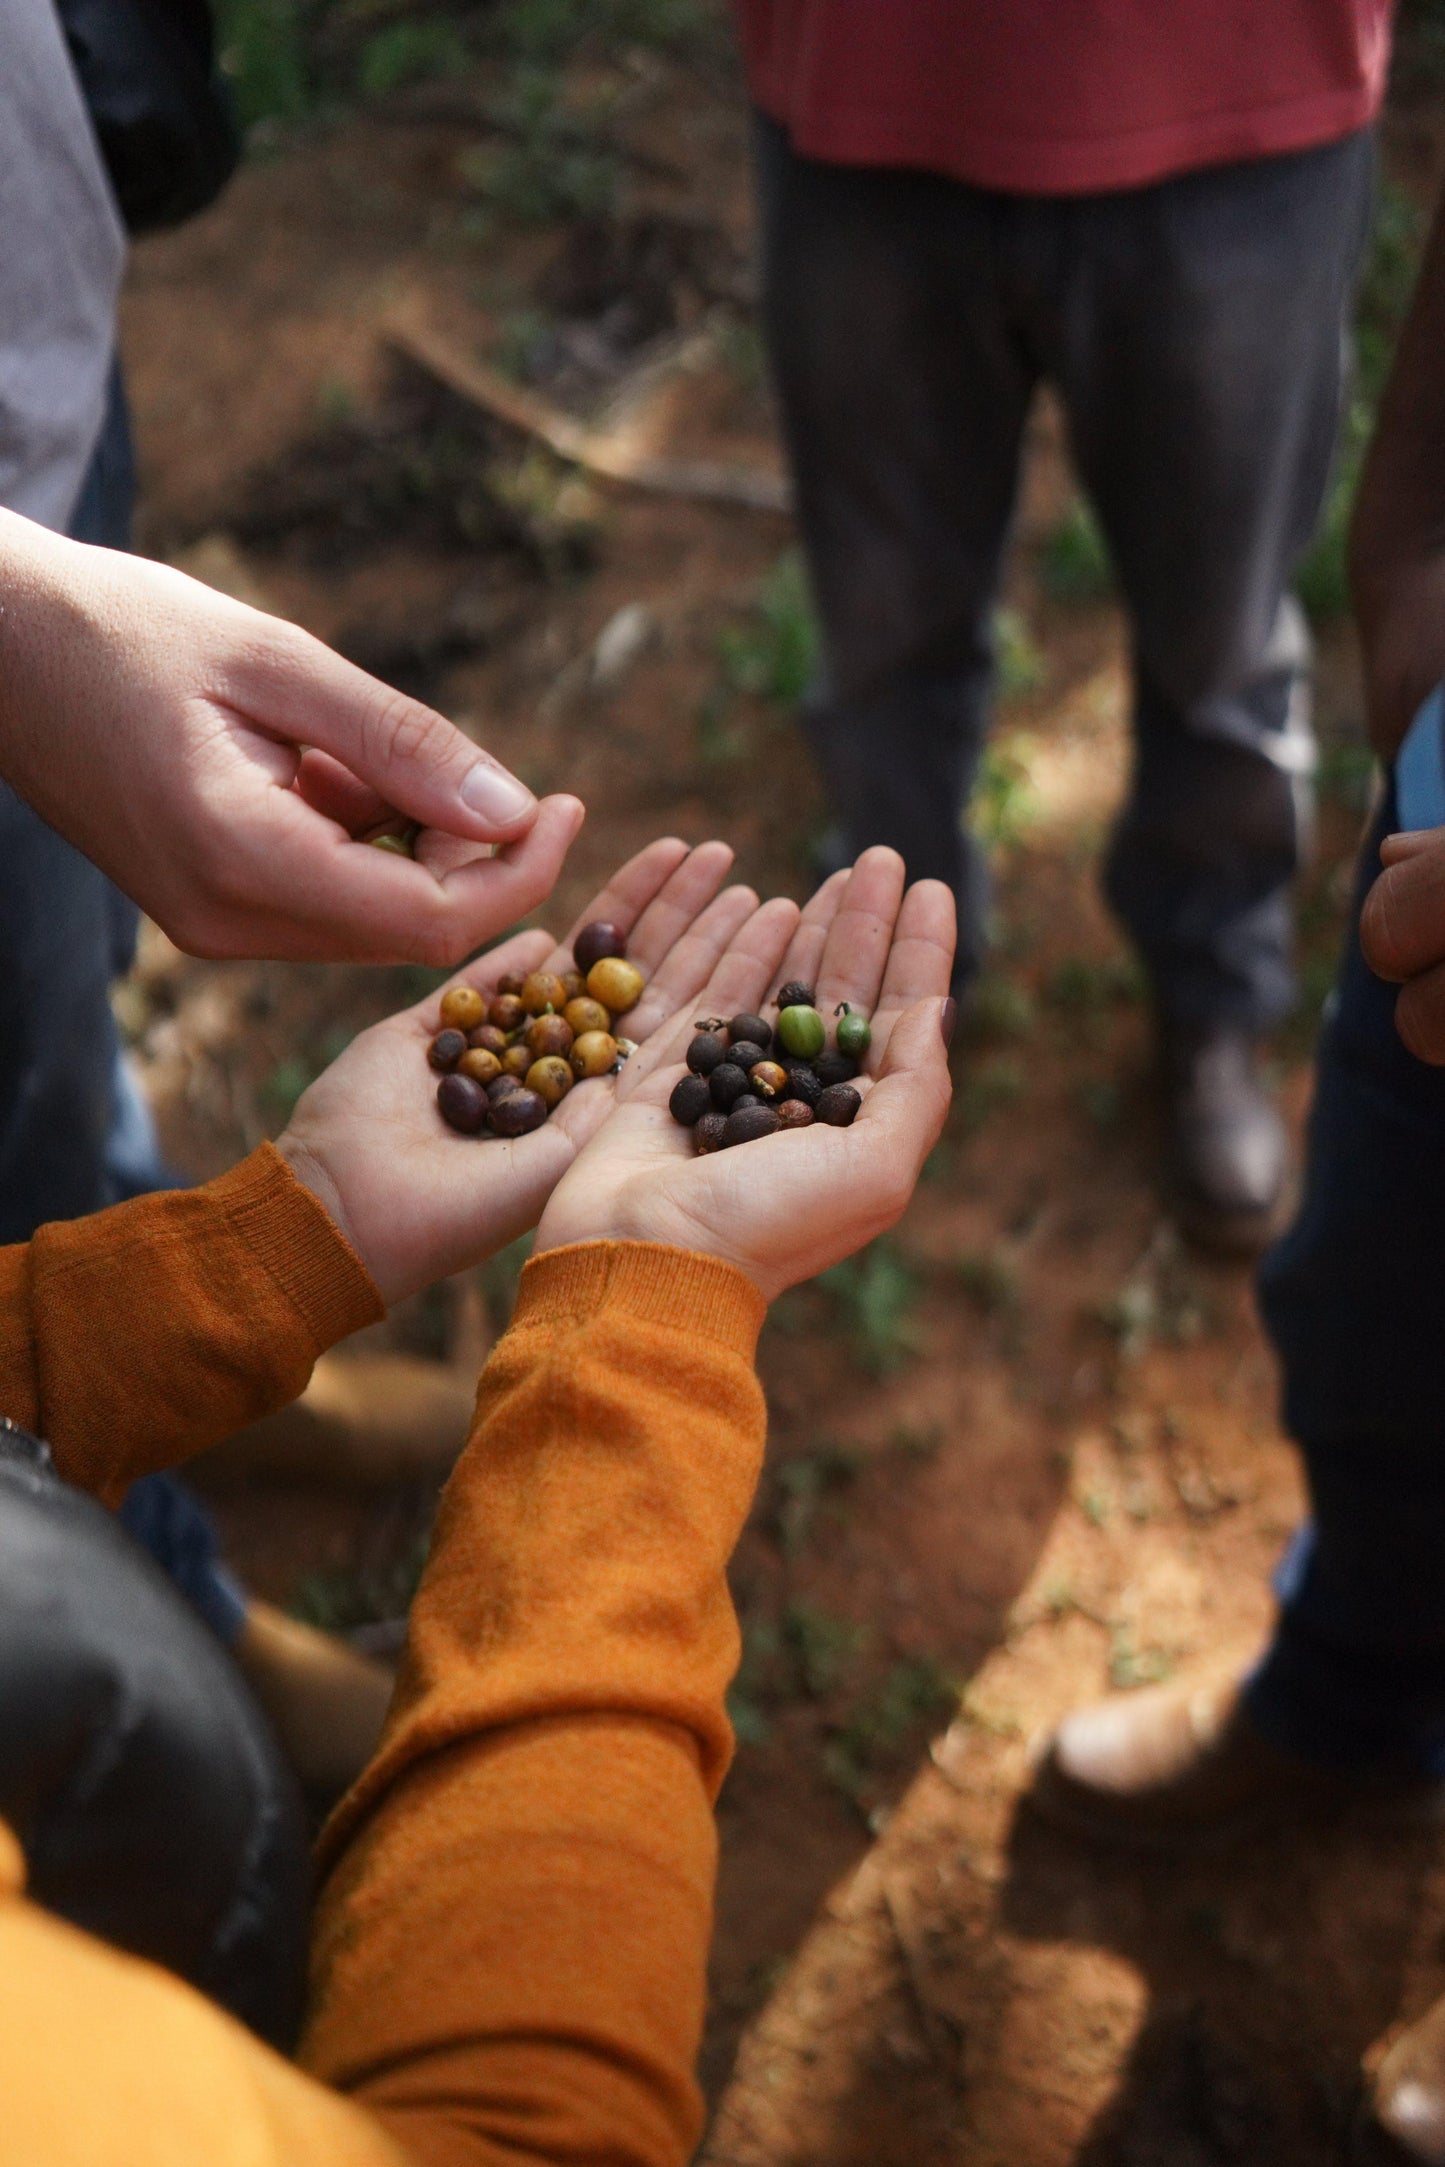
left=709, top=1062, right=749, bottom=1111
left=728, top=1013, right=772, bottom=1052
left=776, top=981, right=815, bottom=1011
left=694, top=1111, right=729, bottom=1154
left=781, top=1060, right=822, bottom=1108
left=436, top=1072, right=489, bottom=1133
left=815, top=1082, right=862, bottom=1127
left=723, top=1101, right=782, bottom=1146
left=428, top=1028, right=468, bottom=1073
left=489, top=1086, right=548, bottom=1137
left=813, top=1049, right=860, bottom=1090
left=777, top=1099, right=815, bottom=1129
left=727, top=1040, right=767, bottom=1074
left=687, top=1031, right=728, bottom=1076
left=669, top=1074, right=712, bottom=1126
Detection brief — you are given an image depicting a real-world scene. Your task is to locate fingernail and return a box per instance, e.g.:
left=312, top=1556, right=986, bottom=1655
left=459, top=761, right=535, bottom=828
left=940, top=997, right=957, bottom=1048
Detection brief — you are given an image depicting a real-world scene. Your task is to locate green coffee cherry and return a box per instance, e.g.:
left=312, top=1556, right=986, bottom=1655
left=835, top=1004, right=872, bottom=1059
left=777, top=1004, right=825, bottom=1059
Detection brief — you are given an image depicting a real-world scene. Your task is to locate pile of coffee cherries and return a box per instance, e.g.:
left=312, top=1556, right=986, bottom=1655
left=668, top=981, right=870, bottom=1153
left=429, top=920, right=644, bottom=1138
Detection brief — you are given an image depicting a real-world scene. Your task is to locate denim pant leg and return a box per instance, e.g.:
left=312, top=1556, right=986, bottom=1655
left=1246, top=782, right=1445, bottom=1770
left=1048, top=131, right=1376, bottom=1032
left=753, top=112, right=1035, bottom=993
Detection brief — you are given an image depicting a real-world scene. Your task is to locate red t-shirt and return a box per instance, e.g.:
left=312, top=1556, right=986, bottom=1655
left=735, top=2, right=1393, bottom=195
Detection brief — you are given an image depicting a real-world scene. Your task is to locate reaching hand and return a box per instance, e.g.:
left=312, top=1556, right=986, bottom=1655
left=276, top=838, right=770, bottom=1302
left=0, top=508, right=579, bottom=964
left=533, top=849, right=957, bottom=1300
left=1361, top=825, right=1445, bottom=1061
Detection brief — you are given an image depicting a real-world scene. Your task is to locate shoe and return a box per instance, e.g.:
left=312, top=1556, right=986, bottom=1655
left=1031, top=1675, right=1445, bottom=1849
left=1359, top=1996, right=1445, bottom=2164
left=1158, top=1023, right=1288, bottom=1254
left=235, top=1599, right=395, bottom=1804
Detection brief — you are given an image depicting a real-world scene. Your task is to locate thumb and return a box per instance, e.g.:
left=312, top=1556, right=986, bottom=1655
left=858, top=996, right=954, bottom=1162
left=238, top=622, right=538, bottom=842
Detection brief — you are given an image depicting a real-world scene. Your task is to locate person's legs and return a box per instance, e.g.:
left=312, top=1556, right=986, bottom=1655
left=1049, top=131, right=1376, bottom=1035
left=1247, top=782, right=1445, bottom=1772
left=753, top=112, right=1035, bottom=995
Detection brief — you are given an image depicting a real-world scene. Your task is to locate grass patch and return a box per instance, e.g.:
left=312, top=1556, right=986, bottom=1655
left=824, top=1656, right=958, bottom=1804
left=718, top=550, right=818, bottom=704
left=970, top=737, right=1038, bottom=850
left=1039, top=495, right=1114, bottom=604
left=818, top=1238, right=923, bottom=1376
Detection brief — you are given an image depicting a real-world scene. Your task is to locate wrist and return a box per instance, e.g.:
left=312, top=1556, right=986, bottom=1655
left=274, top=1131, right=382, bottom=1302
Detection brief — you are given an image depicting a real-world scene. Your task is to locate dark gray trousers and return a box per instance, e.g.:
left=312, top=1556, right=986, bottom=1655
left=754, top=117, right=1375, bottom=1026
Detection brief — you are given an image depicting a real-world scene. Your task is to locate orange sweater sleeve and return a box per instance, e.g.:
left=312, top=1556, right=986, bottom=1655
left=302, top=1240, right=768, bottom=2167
left=0, top=1143, right=381, bottom=1502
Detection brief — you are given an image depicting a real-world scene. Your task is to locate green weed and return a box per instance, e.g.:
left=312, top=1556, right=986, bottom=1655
left=358, top=18, right=468, bottom=96
left=461, top=68, right=619, bottom=227
left=1108, top=1628, right=1175, bottom=1690
left=718, top=550, right=818, bottom=705
left=772, top=1442, right=862, bottom=1555
left=1045, top=953, right=1143, bottom=1012
left=993, top=606, right=1047, bottom=700
left=818, top=1238, right=922, bottom=1376
left=1039, top=495, right=1114, bottom=604
left=955, top=1056, right=1025, bottom=1136
left=783, top=1600, right=868, bottom=1699
left=970, top=738, right=1038, bottom=849
left=824, top=1657, right=957, bottom=1802
left=966, top=974, right=1037, bottom=1042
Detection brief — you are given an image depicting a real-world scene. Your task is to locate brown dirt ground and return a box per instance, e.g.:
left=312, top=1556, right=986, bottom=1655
left=115, top=20, right=1445, bottom=2160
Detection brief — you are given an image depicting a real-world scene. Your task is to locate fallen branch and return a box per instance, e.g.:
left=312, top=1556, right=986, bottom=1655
left=386, top=311, right=791, bottom=514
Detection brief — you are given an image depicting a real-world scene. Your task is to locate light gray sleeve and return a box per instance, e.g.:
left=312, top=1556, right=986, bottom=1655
left=0, top=0, right=126, bottom=533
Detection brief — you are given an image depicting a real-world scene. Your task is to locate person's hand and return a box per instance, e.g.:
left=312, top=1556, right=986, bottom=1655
left=1360, top=826, right=1445, bottom=1060
left=0, top=507, right=580, bottom=964
left=276, top=838, right=769, bottom=1302
left=533, top=849, right=957, bottom=1301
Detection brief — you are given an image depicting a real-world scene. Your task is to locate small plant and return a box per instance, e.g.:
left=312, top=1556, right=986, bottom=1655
left=772, top=1442, right=862, bottom=1555
left=358, top=19, right=468, bottom=97
left=993, top=606, right=1047, bottom=700
left=818, top=1238, right=922, bottom=1376
left=1108, top=1627, right=1175, bottom=1690
left=966, top=974, right=1037, bottom=1042
left=718, top=551, right=818, bottom=705
left=823, top=1656, right=957, bottom=1804
left=1039, top=495, right=1114, bottom=603
left=783, top=1600, right=868, bottom=1699
left=461, top=68, right=620, bottom=228
left=970, top=737, right=1038, bottom=849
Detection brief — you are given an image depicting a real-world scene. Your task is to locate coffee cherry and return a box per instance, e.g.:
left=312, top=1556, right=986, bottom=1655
left=834, top=1004, right=872, bottom=1059
left=526, top=1056, right=573, bottom=1108
left=574, top=920, right=627, bottom=975
left=749, top=1061, right=790, bottom=1100
left=487, top=1074, right=523, bottom=1102
left=570, top=1030, right=619, bottom=1079
left=521, top=971, right=569, bottom=1017
left=728, top=1013, right=772, bottom=1052
left=489, top=1086, right=548, bottom=1137
left=731, top=1092, right=762, bottom=1112
left=501, top=1043, right=533, bottom=1078
left=489, top=993, right=526, bottom=1033
left=586, top=957, right=645, bottom=1015
left=439, top=985, right=487, bottom=1033
left=437, top=1071, right=489, bottom=1134
left=687, top=1031, right=728, bottom=1075
left=669, top=1074, right=712, bottom=1126
left=777, top=1004, right=825, bottom=1060
left=781, top=1060, right=822, bottom=1108
left=694, top=1111, right=729, bottom=1154
left=724, top=1102, right=782, bottom=1146
left=816, top=1082, right=862, bottom=1127
left=560, top=970, right=587, bottom=1003
left=813, top=1050, right=859, bottom=1089
left=428, top=1028, right=467, bottom=1072
left=526, top=1013, right=574, bottom=1060
left=367, top=828, right=414, bottom=858
left=564, top=996, right=611, bottom=1038
left=776, top=981, right=815, bottom=1011
left=777, top=1098, right=815, bottom=1129
left=497, top=973, right=526, bottom=998
left=459, top=1047, right=502, bottom=1086
left=726, top=1040, right=766, bottom=1075
left=709, top=1062, right=749, bottom=1111
left=469, top=1023, right=509, bottom=1056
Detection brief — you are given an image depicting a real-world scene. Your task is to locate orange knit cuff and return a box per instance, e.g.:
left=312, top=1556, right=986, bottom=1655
left=515, top=1241, right=766, bottom=1361
left=207, top=1143, right=383, bottom=1349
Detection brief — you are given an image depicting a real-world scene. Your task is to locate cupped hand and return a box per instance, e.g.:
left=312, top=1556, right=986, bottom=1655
left=277, top=837, right=771, bottom=1302
left=0, top=508, right=578, bottom=965
left=1361, top=825, right=1445, bottom=1061
left=533, top=849, right=958, bottom=1300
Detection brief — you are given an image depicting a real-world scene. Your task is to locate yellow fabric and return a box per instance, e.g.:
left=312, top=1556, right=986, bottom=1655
left=0, top=1177, right=767, bottom=2167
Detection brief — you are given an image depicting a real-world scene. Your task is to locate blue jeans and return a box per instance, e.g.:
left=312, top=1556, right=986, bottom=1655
left=1247, top=780, right=1445, bottom=1771
left=754, top=118, right=1375, bottom=1024
left=0, top=364, right=241, bottom=1644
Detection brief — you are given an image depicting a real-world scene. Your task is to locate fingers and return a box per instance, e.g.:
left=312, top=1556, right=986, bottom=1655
left=234, top=620, right=540, bottom=842
left=413, top=796, right=586, bottom=965
left=812, top=847, right=908, bottom=1026
left=623, top=842, right=737, bottom=975
left=409, top=927, right=556, bottom=1022
left=871, top=880, right=958, bottom=1042
left=769, top=870, right=850, bottom=1003
left=853, top=995, right=955, bottom=1180
left=550, top=838, right=695, bottom=966
left=628, top=895, right=803, bottom=1081
left=294, top=747, right=394, bottom=834
left=1392, top=964, right=1445, bottom=1064
left=1360, top=837, right=1445, bottom=982
left=624, top=883, right=760, bottom=1042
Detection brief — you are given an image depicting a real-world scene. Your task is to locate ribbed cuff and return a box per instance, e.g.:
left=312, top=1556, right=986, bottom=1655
left=516, top=1242, right=766, bottom=1363
left=205, top=1144, right=384, bottom=1351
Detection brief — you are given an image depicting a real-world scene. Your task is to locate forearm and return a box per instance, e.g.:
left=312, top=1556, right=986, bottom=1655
left=302, top=1243, right=768, bottom=2167
left=0, top=1144, right=381, bottom=1502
